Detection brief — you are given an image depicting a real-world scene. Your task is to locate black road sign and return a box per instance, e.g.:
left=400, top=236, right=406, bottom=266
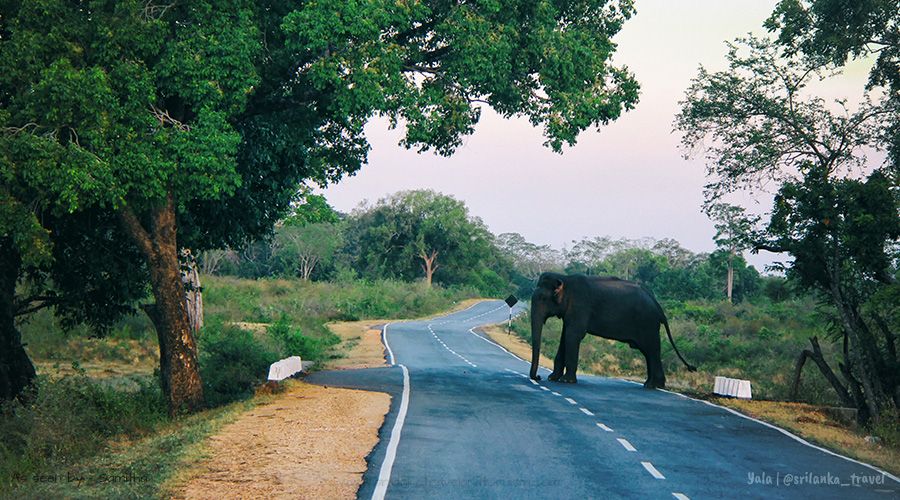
left=504, top=295, right=518, bottom=308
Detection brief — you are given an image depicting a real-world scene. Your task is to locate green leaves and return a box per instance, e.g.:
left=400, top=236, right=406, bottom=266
left=281, top=0, right=639, bottom=154
left=156, top=1, right=261, bottom=115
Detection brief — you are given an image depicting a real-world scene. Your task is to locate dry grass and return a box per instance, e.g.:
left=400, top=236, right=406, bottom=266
left=169, top=380, right=390, bottom=500
left=326, top=321, right=389, bottom=370
left=228, top=322, right=269, bottom=334
left=715, top=399, right=900, bottom=477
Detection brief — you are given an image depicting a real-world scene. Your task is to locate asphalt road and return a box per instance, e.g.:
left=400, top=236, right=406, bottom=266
left=306, top=300, right=899, bottom=499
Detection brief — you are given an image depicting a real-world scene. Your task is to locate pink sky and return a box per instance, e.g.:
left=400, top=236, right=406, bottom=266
left=320, top=0, right=875, bottom=272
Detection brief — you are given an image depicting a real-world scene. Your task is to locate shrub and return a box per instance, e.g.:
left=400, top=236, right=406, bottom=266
left=198, top=323, right=279, bottom=408
left=268, top=316, right=339, bottom=362
left=0, top=374, right=166, bottom=494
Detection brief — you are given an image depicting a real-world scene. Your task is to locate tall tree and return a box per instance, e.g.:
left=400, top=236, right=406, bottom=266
left=706, top=203, right=758, bottom=303
left=676, top=36, right=899, bottom=424
left=1, top=0, right=639, bottom=411
left=273, top=223, right=343, bottom=280
left=496, top=232, right=563, bottom=279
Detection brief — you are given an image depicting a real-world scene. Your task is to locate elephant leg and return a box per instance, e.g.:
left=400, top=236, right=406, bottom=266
left=549, top=326, right=566, bottom=381
left=560, top=322, right=587, bottom=383
left=641, top=336, right=666, bottom=389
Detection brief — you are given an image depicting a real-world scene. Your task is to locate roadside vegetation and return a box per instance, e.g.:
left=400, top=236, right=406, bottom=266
left=0, top=277, right=473, bottom=497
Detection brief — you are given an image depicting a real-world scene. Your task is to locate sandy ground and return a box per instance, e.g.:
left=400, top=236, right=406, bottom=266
left=326, top=321, right=390, bottom=370
left=174, top=381, right=390, bottom=500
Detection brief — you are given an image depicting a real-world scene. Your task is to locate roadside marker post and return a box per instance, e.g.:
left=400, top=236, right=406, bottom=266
left=504, top=295, right=518, bottom=334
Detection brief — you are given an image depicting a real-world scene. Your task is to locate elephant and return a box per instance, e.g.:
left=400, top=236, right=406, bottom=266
left=529, top=272, right=696, bottom=388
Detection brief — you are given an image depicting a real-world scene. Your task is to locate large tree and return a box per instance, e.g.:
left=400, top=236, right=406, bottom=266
left=1, top=0, right=639, bottom=412
left=346, top=190, right=494, bottom=286
left=676, top=36, right=899, bottom=425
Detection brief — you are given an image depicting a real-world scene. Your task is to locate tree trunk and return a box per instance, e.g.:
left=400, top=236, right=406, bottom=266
left=180, top=249, right=203, bottom=333
left=420, top=249, right=439, bottom=287
left=120, top=193, right=204, bottom=415
left=789, top=337, right=854, bottom=407
left=0, top=240, right=36, bottom=402
left=726, top=249, right=734, bottom=303
left=824, top=250, right=891, bottom=424
left=299, top=254, right=317, bottom=281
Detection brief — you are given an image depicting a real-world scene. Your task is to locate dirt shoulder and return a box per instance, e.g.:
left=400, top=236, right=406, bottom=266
left=715, top=399, right=900, bottom=477
left=171, top=380, right=390, bottom=500
left=326, top=321, right=390, bottom=370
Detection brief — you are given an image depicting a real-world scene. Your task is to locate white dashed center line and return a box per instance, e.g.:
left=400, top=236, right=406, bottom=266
left=617, top=438, right=637, bottom=452
left=428, top=324, right=476, bottom=368
left=503, top=348, right=690, bottom=496
left=642, top=461, right=665, bottom=479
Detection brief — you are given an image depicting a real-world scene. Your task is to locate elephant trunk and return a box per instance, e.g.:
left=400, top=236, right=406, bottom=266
left=529, top=306, right=544, bottom=380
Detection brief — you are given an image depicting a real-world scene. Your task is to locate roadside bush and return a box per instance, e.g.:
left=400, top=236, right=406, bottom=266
left=198, top=323, right=279, bottom=407
left=268, top=315, right=340, bottom=362
left=0, top=374, right=166, bottom=494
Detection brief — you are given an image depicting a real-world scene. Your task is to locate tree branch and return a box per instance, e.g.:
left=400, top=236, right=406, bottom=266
left=119, top=206, right=155, bottom=260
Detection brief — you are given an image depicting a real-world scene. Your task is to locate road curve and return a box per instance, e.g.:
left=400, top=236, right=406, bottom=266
left=306, top=300, right=898, bottom=499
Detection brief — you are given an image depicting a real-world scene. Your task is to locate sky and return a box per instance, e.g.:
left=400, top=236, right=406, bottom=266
left=320, top=0, right=876, bottom=273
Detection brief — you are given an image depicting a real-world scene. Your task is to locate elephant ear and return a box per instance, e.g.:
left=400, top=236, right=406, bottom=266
left=553, top=281, right=564, bottom=304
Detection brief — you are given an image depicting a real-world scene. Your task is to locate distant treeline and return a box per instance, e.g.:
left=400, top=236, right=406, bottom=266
left=201, top=189, right=788, bottom=304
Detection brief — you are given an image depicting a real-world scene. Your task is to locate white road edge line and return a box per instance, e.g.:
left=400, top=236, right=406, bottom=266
left=669, top=394, right=900, bottom=484
left=596, top=422, right=613, bottom=432
left=641, top=461, right=665, bottom=479
left=383, top=323, right=395, bottom=366
left=372, top=364, right=410, bottom=500
left=580, top=408, right=594, bottom=416
left=617, top=438, right=636, bottom=452
left=672, top=493, right=690, bottom=500
left=466, top=327, right=552, bottom=374
left=564, top=397, right=578, bottom=405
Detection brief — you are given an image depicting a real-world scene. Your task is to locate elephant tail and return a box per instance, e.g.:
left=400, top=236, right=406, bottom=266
left=662, top=317, right=697, bottom=372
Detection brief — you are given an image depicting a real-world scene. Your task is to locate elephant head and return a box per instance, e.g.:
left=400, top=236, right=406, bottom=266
left=529, top=272, right=566, bottom=380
